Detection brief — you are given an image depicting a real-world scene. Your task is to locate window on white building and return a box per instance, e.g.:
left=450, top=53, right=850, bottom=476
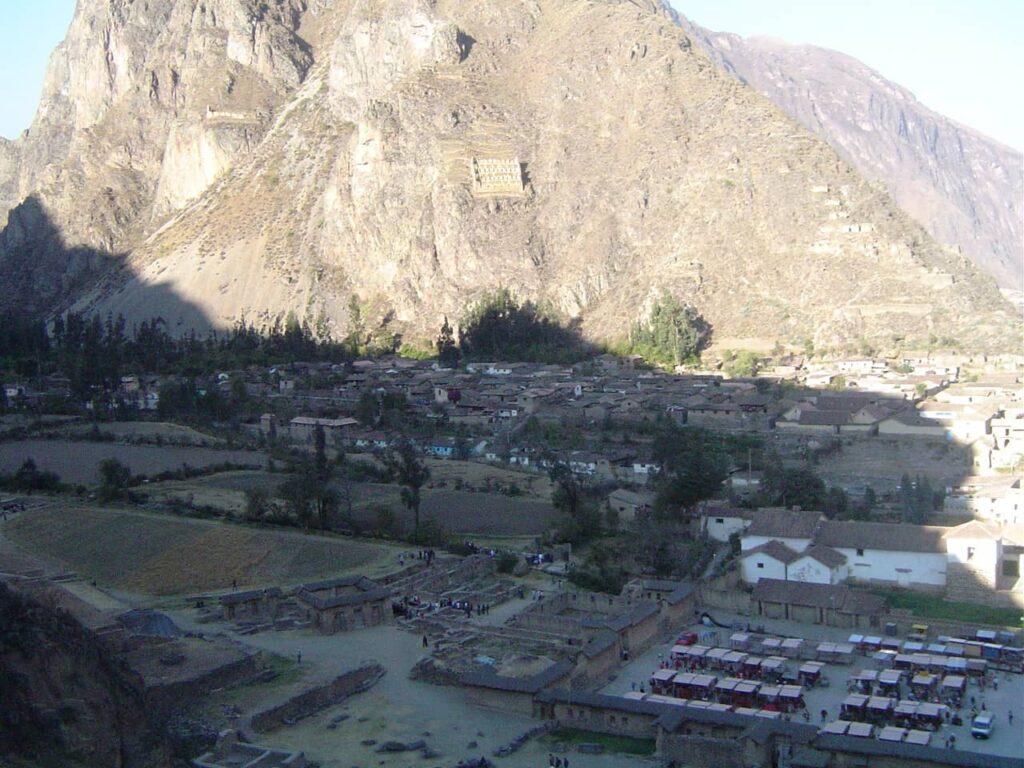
left=967, top=547, right=975, bottom=561
left=757, top=562, right=764, bottom=569
left=856, top=548, right=864, bottom=556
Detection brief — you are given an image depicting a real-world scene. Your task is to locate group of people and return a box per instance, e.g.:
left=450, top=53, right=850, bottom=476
left=547, top=754, right=570, bottom=767
left=399, top=549, right=437, bottom=568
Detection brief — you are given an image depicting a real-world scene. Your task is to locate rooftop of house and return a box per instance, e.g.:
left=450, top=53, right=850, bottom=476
left=815, top=521, right=947, bottom=554
left=745, top=509, right=823, bottom=540
left=796, top=544, right=847, bottom=568
left=743, top=539, right=801, bottom=565
left=293, top=576, right=392, bottom=610
left=751, top=579, right=887, bottom=615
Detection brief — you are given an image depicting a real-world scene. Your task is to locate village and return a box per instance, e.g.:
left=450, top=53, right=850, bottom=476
left=1, top=348, right=1023, bottom=768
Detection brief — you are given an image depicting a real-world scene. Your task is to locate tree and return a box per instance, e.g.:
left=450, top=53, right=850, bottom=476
left=899, top=474, right=932, bottom=524
left=436, top=316, right=461, bottom=368
left=850, top=486, right=876, bottom=520
left=244, top=488, right=271, bottom=521
left=651, top=425, right=729, bottom=518
left=759, top=453, right=827, bottom=510
left=548, top=462, right=602, bottom=545
left=9, top=459, right=61, bottom=493
left=278, top=471, right=316, bottom=530
left=98, top=458, right=132, bottom=501
left=828, top=375, right=847, bottom=392
left=629, top=294, right=711, bottom=367
left=823, top=486, right=849, bottom=519
left=725, top=350, right=760, bottom=378
left=379, top=439, right=431, bottom=532
left=459, top=289, right=588, bottom=363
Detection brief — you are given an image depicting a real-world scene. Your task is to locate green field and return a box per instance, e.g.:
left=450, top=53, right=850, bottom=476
left=872, top=588, right=1023, bottom=628
left=3, top=505, right=398, bottom=596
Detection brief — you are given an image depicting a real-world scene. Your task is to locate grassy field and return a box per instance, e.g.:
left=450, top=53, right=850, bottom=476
left=0, top=440, right=264, bottom=485
left=871, top=588, right=1023, bottom=628
left=542, top=728, right=656, bottom=756
left=2, top=505, right=398, bottom=596
left=148, top=470, right=560, bottom=536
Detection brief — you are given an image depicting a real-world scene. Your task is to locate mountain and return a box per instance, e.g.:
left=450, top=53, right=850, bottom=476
left=0, top=0, right=1016, bottom=353
left=0, top=584, right=171, bottom=767
left=676, top=15, right=1023, bottom=294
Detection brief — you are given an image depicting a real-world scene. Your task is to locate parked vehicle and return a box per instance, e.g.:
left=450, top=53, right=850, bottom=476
left=971, top=712, right=994, bottom=739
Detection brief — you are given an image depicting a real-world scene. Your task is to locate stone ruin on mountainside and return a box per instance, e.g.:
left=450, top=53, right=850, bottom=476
left=469, top=156, right=525, bottom=198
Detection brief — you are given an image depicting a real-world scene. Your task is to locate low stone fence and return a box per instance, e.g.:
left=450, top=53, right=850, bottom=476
left=251, top=663, right=384, bottom=733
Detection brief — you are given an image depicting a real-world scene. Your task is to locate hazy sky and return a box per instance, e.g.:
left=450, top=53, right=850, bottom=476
left=0, top=0, right=1021, bottom=151
left=0, top=0, right=74, bottom=140
left=675, top=0, right=1024, bottom=151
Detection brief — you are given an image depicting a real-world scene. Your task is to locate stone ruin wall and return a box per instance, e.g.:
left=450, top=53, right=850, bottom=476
left=470, top=156, right=525, bottom=198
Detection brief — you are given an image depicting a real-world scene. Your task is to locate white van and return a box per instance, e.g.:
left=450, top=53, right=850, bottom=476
left=971, top=712, right=994, bottom=739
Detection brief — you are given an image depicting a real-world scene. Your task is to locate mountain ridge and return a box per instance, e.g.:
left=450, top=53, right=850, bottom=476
left=676, top=15, right=1024, bottom=293
left=0, top=0, right=1017, bottom=354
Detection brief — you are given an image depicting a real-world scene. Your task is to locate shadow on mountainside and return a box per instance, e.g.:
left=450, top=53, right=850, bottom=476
left=0, top=194, right=215, bottom=333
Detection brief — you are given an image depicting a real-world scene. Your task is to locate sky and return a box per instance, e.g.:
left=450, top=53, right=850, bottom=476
left=674, top=0, right=1024, bottom=151
left=0, top=0, right=75, bottom=140
left=0, top=0, right=1021, bottom=150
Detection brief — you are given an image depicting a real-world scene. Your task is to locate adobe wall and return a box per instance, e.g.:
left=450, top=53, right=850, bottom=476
left=572, top=641, right=620, bottom=689
left=622, top=610, right=661, bottom=653
left=251, top=664, right=384, bottom=733
left=700, top=572, right=752, bottom=614
left=547, top=700, right=659, bottom=740
left=464, top=686, right=535, bottom=717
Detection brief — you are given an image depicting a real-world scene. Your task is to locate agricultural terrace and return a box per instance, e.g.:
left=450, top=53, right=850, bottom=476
left=2, top=504, right=399, bottom=596
left=146, top=471, right=560, bottom=536
left=0, top=439, right=264, bottom=485
left=64, top=421, right=224, bottom=445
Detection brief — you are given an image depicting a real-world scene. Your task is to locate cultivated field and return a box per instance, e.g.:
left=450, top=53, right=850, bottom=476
left=2, top=505, right=398, bottom=596
left=0, top=440, right=265, bottom=485
left=64, top=421, right=224, bottom=445
left=816, top=437, right=972, bottom=494
left=147, top=470, right=560, bottom=536
left=420, top=457, right=554, bottom=499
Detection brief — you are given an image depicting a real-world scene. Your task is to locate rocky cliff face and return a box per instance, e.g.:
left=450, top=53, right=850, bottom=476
left=0, top=584, right=170, bottom=767
left=0, top=0, right=316, bottom=314
left=677, top=16, right=1024, bottom=293
left=0, top=0, right=1016, bottom=352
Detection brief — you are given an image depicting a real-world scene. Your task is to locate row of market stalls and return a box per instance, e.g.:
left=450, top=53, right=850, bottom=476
left=847, top=633, right=1023, bottom=673
left=624, top=691, right=791, bottom=721
left=847, top=668, right=968, bottom=705
left=648, top=668, right=807, bottom=712
left=728, top=632, right=860, bottom=664
left=820, top=719, right=933, bottom=746
left=839, top=694, right=948, bottom=730
left=671, top=644, right=830, bottom=687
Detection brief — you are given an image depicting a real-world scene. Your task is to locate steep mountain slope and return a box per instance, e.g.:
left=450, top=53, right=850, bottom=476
left=678, top=17, right=1024, bottom=293
left=0, top=0, right=320, bottom=314
left=0, top=584, right=171, bottom=767
left=0, top=0, right=1016, bottom=353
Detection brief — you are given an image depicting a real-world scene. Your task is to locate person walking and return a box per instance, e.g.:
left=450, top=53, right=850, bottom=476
left=1008, top=710, right=1014, bottom=725
left=422, top=634, right=429, bottom=648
